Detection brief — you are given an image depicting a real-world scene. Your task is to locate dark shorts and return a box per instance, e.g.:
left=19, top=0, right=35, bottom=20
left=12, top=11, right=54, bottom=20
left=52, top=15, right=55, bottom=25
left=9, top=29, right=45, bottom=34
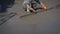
left=33, top=0, right=41, bottom=4
left=30, top=0, right=42, bottom=10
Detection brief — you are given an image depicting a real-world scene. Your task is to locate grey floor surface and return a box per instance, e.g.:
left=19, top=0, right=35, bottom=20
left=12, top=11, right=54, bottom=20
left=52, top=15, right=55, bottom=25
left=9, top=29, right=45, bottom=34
left=0, top=0, right=60, bottom=34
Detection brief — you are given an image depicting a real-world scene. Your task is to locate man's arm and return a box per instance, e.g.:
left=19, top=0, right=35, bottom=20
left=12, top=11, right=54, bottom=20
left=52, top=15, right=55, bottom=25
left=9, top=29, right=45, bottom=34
left=29, top=7, right=35, bottom=12
left=41, top=2, right=47, bottom=10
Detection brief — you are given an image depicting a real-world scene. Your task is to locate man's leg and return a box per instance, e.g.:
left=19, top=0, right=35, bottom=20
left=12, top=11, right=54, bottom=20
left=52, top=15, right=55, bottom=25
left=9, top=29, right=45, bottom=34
left=34, top=0, right=47, bottom=10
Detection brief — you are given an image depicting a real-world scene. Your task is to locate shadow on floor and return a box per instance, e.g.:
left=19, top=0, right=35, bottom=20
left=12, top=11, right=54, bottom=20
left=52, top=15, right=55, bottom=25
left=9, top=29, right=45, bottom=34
left=0, top=0, right=15, bottom=13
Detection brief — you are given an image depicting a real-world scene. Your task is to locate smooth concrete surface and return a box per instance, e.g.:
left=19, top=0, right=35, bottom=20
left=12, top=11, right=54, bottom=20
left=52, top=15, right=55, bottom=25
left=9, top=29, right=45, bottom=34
left=0, top=0, right=60, bottom=34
